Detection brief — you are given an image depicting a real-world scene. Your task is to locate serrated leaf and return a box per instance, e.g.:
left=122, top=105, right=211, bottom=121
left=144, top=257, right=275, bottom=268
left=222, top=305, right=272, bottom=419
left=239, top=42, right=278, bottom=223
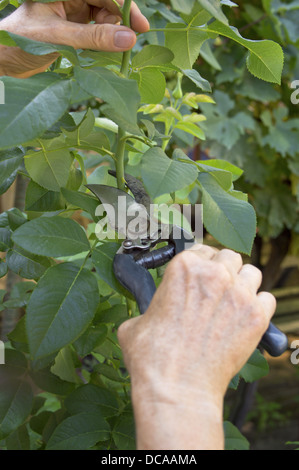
left=73, top=324, right=108, bottom=356
left=26, top=263, right=99, bottom=360
left=198, top=172, right=256, bottom=254
left=141, top=147, right=198, bottom=198
left=205, top=21, right=284, bottom=84
left=12, top=216, right=90, bottom=257
left=0, top=73, right=73, bottom=149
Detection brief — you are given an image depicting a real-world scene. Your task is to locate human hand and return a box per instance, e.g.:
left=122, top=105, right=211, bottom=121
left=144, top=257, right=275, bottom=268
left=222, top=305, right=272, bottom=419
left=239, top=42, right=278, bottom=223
left=117, top=245, right=276, bottom=449
left=0, top=0, right=149, bottom=78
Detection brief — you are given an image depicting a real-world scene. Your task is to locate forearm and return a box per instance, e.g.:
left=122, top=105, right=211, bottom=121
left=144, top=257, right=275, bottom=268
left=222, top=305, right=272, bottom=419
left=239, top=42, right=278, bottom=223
left=131, top=381, right=224, bottom=450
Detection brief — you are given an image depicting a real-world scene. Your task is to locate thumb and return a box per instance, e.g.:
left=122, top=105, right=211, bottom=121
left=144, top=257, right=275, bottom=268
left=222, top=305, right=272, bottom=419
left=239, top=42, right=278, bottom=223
left=50, top=20, right=137, bottom=51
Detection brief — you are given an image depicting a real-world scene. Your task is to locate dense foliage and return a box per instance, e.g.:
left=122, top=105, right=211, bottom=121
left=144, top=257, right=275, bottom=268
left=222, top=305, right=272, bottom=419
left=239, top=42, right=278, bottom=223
left=0, top=0, right=296, bottom=450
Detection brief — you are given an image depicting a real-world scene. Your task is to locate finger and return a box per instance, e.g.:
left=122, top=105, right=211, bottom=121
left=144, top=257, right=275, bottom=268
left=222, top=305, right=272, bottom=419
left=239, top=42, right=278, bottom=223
left=213, top=249, right=243, bottom=279
left=238, top=264, right=263, bottom=293
left=187, top=243, right=218, bottom=260
left=50, top=20, right=137, bottom=51
left=87, top=0, right=150, bottom=32
left=257, top=291, right=277, bottom=322
left=92, top=7, right=122, bottom=24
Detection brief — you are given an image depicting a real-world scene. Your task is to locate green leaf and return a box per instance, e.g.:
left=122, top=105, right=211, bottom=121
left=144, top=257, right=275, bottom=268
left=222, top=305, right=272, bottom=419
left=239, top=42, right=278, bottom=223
left=95, top=304, right=128, bottom=326
left=73, top=324, right=108, bottom=356
left=239, top=349, right=269, bottom=383
left=6, top=247, right=52, bottom=280
left=30, top=367, right=75, bottom=395
left=79, top=50, right=122, bottom=67
left=229, top=374, right=240, bottom=390
left=50, top=346, right=81, bottom=384
left=63, top=108, right=95, bottom=144
left=0, top=259, right=7, bottom=278
left=197, top=0, right=229, bottom=24
left=0, top=379, right=34, bottom=439
left=12, top=216, right=90, bottom=257
left=196, top=159, right=243, bottom=181
left=0, top=30, right=79, bottom=65
left=131, top=67, right=166, bottom=104
left=0, top=73, right=73, bottom=149
left=224, top=421, right=250, bottom=450
left=61, top=188, right=99, bottom=221
left=132, top=45, right=174, bottom=68
left=112, top=413, right=136, bottom=450
left=65, top=384, right=119, bottom=418
left=92, top=243, right=132, bottom=297
left=174, top=121, right=206, bottom=140
left=25, top=181, right=65, bottom=213
left=182, top=68, right=212, bottom=92
left=26, top=263, right=99, bottom=360
left=0, top=147, right=24, bottom=195
left=165, top=23, right=213, bottom=69
left=46, top=412, right=110, bottom=450
left=198, top=172, right=256, bottom=254
left=7, top=316, right=28, bottom=346
left=0, top=349, right=28, bottom=381
left=141, top=147, right=198, bottom=198
left=7, top=208, right=27, bottom=231
left=5, top=424, right=30, bottom=450
left=205, top=21, right=284, bottom=84
left=74, top=66, right=141, bottom=134
left=170, top=0, right=195, bottom=14
left=0, top=227, right=12, bottom=251
left=29, top=410, right=53, bottom=436
left=24, top=145, right=73, bottom=192
left=95, top=362, right=127, bottom=383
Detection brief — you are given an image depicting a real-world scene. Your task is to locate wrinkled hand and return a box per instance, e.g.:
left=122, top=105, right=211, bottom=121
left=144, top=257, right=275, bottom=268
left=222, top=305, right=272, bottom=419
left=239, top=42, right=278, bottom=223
left=0, top=0, right=149, bottom=78
left=117, top=245, right=276, bottom=449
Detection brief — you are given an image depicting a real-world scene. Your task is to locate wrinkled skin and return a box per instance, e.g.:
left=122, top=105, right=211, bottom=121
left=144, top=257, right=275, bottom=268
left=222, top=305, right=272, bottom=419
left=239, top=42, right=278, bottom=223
left=117, top=245, right=276, bottom=449
left=0, top=0, right=149, bottom=77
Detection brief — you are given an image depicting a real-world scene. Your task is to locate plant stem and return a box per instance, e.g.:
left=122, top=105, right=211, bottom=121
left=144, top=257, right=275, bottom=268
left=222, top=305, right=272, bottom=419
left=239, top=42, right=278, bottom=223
left=115, top=0, right=133, bottom=191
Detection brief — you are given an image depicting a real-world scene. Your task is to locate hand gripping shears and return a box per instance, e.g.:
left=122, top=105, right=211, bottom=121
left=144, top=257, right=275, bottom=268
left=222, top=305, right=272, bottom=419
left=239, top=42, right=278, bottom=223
left=87, top=172, right=288, bottom=357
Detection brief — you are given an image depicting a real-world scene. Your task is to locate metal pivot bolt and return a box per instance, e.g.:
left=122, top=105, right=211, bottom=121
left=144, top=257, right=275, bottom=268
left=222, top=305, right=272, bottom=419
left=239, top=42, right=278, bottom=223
left=123, top=240, right=133, bottom=248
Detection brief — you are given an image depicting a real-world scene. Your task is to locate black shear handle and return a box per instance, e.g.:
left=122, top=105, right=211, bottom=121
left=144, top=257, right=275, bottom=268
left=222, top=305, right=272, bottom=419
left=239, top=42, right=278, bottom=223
left=113, top=251, right=288, bottom=358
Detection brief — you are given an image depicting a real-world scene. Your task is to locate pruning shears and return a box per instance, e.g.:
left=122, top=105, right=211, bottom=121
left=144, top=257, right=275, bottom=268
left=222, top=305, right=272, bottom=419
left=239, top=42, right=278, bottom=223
left=87, top=172, right=288, bottom=358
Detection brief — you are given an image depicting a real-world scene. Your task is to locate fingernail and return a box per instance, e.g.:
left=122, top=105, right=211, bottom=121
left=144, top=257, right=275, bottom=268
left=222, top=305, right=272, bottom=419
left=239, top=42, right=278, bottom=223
left=114, top=31, right=135, bottom=48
